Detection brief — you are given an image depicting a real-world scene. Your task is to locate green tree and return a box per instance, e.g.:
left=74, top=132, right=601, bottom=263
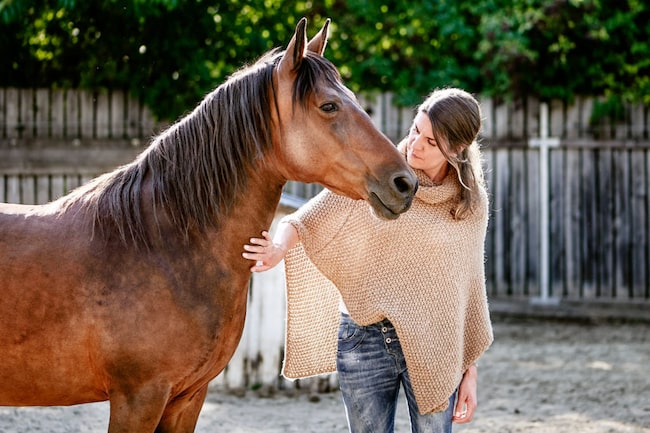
left=1, top=0, right=648, bottom=119
left=475, top=0, right=650, bottom=104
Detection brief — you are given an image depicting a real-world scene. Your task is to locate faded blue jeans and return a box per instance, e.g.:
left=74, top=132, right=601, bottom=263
left=336, top=313, right=456, bottom=433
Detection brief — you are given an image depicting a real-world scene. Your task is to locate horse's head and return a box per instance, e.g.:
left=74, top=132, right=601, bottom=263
left=271, top=18, right=417, bottom=220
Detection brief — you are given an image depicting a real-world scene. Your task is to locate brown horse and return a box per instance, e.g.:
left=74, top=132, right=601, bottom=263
left=0, top=18, right=417, bottom=433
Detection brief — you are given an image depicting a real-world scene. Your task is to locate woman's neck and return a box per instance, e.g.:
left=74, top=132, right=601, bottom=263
left=426, top=163, right=449, bottom=184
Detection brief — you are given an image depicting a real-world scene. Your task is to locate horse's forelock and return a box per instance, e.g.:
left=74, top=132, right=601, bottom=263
left=292, top=53, right=342, bottom=109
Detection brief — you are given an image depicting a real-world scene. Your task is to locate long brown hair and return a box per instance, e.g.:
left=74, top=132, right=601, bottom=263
left=418, top=88, right=484, bottom=219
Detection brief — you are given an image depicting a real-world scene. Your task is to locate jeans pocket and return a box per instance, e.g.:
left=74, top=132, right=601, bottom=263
left=337, top=318, right=365, bottom=353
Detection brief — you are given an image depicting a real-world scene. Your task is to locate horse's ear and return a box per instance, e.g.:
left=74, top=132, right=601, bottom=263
left=306, top=18, right=330, bottom=56
left=278, top=17, right=308, bottom=74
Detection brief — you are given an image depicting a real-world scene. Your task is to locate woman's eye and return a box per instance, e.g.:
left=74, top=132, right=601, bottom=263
left=320, top=102, right=338, bottom=113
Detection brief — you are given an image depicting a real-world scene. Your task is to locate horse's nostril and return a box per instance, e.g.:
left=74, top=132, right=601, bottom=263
left=393, top=174, right=418, bottom=195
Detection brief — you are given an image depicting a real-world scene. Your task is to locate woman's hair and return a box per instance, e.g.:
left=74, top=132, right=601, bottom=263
left=418, top=87, right=484, bottom=219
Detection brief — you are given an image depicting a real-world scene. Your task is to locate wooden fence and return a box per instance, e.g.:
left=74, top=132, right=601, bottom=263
left=1, top=88, right=649, bottom=390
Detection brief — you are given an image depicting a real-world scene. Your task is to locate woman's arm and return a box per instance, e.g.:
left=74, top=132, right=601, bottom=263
left=242, top=222, right=299, bottom=272
left=452, top=363, right=478, bottom=424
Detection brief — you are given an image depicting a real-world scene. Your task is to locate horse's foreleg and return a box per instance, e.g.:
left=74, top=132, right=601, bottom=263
left=155, top=384, right=209, bottom=433
left=107, top=384, right=171, bottom=433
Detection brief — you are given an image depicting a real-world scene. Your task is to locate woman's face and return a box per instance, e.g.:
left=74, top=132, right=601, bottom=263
left=406, top=111, right=449, bottom=181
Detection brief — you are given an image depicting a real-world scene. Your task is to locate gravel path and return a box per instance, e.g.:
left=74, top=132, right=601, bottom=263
left=0, top=318, right=648, bottom=433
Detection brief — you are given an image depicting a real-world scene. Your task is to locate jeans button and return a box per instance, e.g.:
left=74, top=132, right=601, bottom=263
left=382, top=327, right=388, bottom=333
left=385, top=337, right=392, bottom=343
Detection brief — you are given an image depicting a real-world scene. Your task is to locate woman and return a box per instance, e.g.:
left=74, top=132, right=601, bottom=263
left=242, top=87, right=493, bottom=433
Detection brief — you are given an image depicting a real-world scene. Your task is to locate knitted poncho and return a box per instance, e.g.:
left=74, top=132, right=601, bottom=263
left=281, top=162, right=493, bottom=415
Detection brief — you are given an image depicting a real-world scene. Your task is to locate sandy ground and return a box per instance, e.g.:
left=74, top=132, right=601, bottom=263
left=0, top=317, right=648, bottom=433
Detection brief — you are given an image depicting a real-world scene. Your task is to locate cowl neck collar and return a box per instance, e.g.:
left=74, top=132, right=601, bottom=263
left=414, top=168, right=460, bottom=205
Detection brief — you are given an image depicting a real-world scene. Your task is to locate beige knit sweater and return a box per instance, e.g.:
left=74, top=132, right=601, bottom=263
left=281, top=158, right=493, bottom=414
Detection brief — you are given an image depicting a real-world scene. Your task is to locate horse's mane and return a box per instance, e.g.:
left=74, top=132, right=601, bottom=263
left=61, top=49, right=342, bottom=248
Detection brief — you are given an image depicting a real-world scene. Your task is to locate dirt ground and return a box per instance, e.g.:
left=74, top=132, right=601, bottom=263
left=0, top=317, right=648, bottom=433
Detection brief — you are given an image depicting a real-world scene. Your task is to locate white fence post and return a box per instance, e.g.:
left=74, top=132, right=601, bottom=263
left=530, top=103, right=560, bottom=305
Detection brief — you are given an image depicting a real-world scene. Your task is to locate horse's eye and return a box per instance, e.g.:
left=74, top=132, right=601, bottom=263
left=320, top=102, right=338, bottom=113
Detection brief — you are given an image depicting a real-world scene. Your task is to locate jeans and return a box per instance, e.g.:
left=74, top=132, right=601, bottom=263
left=336, top=313, right=455, bottom=433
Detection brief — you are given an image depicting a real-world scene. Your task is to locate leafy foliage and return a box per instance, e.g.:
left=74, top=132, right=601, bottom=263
left=1, top=0, right=648, bottom=119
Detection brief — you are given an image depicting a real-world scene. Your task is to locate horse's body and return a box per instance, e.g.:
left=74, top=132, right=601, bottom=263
left=0, top=19, right=417, bottom=432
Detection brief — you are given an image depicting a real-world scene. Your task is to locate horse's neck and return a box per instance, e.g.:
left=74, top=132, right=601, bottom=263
left=205, top=166, right=285, bottom=266
left=232, top=177, right=284, bottom=230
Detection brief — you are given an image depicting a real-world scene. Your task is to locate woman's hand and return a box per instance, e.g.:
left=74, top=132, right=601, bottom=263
left=452, top=363, right=478, bottom=424
left=242, top=230, right=287, bottom=272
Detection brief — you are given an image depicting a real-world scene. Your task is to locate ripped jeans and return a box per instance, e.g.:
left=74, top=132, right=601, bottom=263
left=336, top=313, right=455, bottom=433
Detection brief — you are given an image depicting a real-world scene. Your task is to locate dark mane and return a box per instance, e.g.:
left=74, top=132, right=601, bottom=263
left=61, top=49, right=343, bottom=248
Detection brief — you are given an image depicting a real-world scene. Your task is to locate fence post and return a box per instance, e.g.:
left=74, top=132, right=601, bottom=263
left=529, top=103, right=560, bottom=304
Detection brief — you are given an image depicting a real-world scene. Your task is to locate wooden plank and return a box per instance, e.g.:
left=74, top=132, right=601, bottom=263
left=508, top=149, right=527, bottom=296
left=399, top=105, right=414, bottom=142
left=50, top=89, right=65, bottom=138
left=51, top=175, right=65, bottom=201
left=549, top=148, right=566, bottom=297
left=630, top=149, right=648, bottom=299
left=612, top=150, right=631, bottom=298
left=629, top=102, right=645, bottom=139
left=111, top=90, right=126, bottom=139
left=142, top=97, right=160, bottom=139
left=256, top=219, right=289, bottom=386
left=35, top=88, right=50, bottom=137
left=580, top=96, right=594, bottom=139
left=6, top=175, right=20, bottom=203
left=549, top=99, right=564, bottom=138
left=564, top=149, right=582, bottom=299
left=65, top=89, right=81, bottom=138
left=20, top=175, right=35, bottom=205
left=479, top=97, right=494, bottom=139
left=381, top=92, right=402, bottom=142
left=494, top=101, right=509, bottom=140
left=482, top=148, right=496, bottom=296
left=0, top=88, right=5, bottom=138
left=21, top=88, right=35, bottom=138
left=127, top=94, right=142, bottom=138
left=509, top=98, right=525, bottom=139
left=524, top=96, right=539, bottom=139
left=596, top=149, right=615, bottom=299
left=615, top=103, right=631, bottom=140
left=240, top=280, right=259, bottom=388
left=647, top=150, right=650, bottom=299
left=525, top=148, right=540, bottom=296
left=36, top=175, right=50, bottom=204
left=65, top=174, right=82, bottom=194
left=81, top=174, right=94, bottom=186
left=5, top=88, right=21, bottom=139
left=0, top=140, right=142, bottom=173
left=565, top=96, right=582, bottom=139
left=80, top=90, right=95, bottom=139
left=492, top=149, right=510, bottom=296
left=580, top=148, right=598, bottom=299
left=95, top=90, right=110, bottom=139
left=555, top=139, right=650, bottom=149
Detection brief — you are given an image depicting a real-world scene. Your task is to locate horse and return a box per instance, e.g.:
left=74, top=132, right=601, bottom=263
left=0, top=18, right=417, bottom=433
